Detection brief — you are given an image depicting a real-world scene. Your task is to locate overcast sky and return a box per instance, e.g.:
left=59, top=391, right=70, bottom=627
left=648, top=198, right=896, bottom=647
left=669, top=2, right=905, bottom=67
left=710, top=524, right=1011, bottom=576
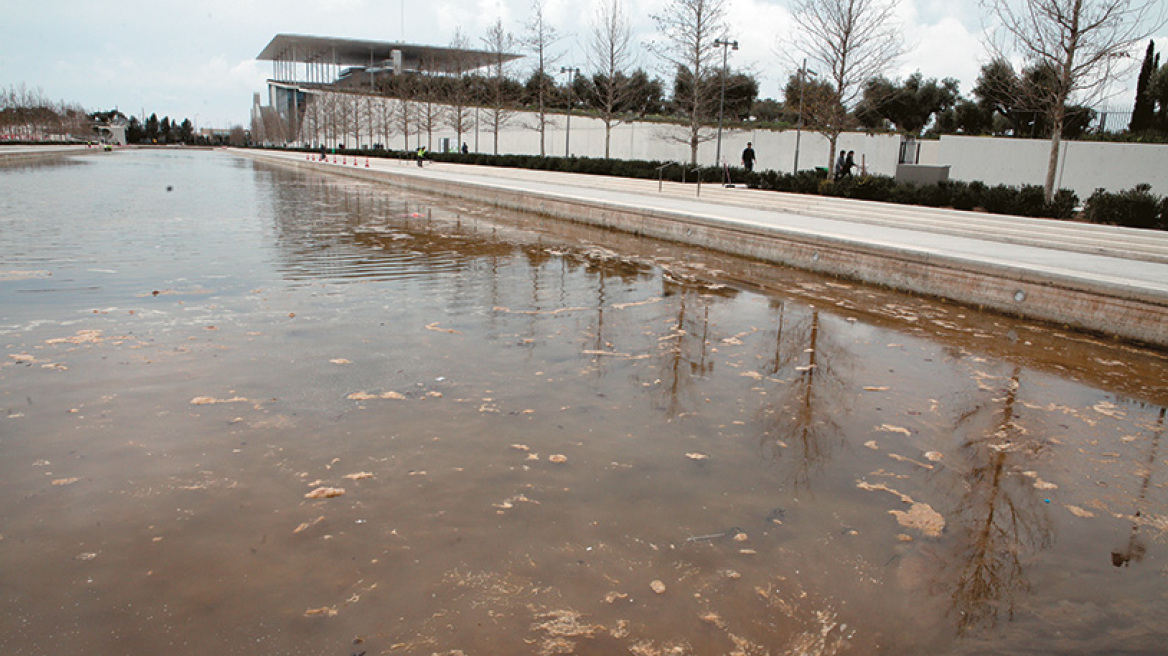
left=4, top=0, right=1165, bottom=129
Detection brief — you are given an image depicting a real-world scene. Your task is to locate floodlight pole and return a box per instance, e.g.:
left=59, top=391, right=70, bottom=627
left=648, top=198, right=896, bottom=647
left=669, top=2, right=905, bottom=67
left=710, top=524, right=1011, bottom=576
left=793, top=58, right=817, bottom=175
left=560, top=67, right=580, bottom=157
left=713, top=38, right=738, bottom=167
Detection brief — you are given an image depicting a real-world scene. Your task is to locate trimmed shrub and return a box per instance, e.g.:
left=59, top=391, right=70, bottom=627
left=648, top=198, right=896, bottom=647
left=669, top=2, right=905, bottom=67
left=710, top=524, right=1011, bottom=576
left=1046, top=189, right=1079, bottom=220
left=948, top=180, right=980, bottom=211
left=1085, top=184, right=1165, bottom=230
left=1014, top=185, right=1050, bottom=217
left=980, top=184, right=1019, bottom=215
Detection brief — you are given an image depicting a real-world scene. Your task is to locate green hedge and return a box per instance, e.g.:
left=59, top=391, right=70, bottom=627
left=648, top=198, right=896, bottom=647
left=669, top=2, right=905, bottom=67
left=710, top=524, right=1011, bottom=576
left=1084, top=184, right=1168, bottom=230
left=740, top=170, right=1080, bottom=220
left=282, top=145, right=1164, bottom=230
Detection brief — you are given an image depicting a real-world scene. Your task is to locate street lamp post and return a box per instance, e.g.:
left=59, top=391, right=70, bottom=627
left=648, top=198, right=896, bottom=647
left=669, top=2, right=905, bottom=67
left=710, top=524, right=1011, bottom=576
left=713, top=38, right=738, bottom=167
left=793, top=58, right=818, bottom=175
left=560, top=66, right=580, bottom=157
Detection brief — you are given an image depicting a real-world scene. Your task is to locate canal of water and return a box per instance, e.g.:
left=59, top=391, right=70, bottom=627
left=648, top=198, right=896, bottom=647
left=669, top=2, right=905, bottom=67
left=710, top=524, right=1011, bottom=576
left=1, top=149, right=1166, bottom=655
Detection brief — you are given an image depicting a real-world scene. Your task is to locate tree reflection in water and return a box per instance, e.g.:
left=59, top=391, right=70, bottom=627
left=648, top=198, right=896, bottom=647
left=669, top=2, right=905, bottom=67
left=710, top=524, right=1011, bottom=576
left=755, top=306, right=852, bottom=490
left=944, top=365, right=1053, bottom=636
left=1111, top=404, right=1165, bottom=568
left=654, top=282, right=716, bottom=417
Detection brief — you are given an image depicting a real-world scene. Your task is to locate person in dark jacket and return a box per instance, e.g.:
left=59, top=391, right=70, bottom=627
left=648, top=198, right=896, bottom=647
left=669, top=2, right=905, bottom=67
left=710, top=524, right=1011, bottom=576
left=741, top=142, right=756, bottom=172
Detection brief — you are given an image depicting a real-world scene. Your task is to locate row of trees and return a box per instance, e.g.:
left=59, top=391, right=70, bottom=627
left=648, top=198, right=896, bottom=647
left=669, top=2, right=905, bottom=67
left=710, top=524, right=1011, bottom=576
left=124, top=113, right=198, bottom=144
left=294, top=0, right=1160, bottom=204
left=0, top=84, right=235, bottom=146
left=851, top=60, right=1099, bottom=139
left=0, top=84, right=92, bottom=140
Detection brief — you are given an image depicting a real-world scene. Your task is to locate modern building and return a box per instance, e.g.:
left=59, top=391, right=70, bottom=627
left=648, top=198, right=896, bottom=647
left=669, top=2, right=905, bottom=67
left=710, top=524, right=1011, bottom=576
left=253, top=33, right=522, bottom=146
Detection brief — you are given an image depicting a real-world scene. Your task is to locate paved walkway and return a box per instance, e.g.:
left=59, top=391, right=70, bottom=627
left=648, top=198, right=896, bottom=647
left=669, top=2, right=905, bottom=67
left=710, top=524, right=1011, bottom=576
left=235, top=150, right=1168, bottom=347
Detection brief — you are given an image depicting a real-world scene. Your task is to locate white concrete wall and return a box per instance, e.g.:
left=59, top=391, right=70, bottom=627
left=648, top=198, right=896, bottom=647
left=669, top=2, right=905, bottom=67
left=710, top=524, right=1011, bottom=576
left=929, top=134, right=1168, bottom=198
left=297, top=90, right=1167, bottom=196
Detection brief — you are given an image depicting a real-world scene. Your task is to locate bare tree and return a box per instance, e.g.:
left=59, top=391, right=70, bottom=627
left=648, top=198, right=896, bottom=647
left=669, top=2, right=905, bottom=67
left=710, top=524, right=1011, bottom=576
left=481, top=18, right=520, bottom=155
left=981, top=0, right=1166, bottom=201
left=444, top=28, right=477, bottom=150
left=396, top=96, right=416, bottom=151
left=786, top=0, right=905, bottom=169
left=417, top=57, right=445, bottom=150
left=522, top=0, right=563, bottom=156
left=375, top=96, right=395, bottom=149
left=649, top=0, right=730, bottom=165
left=588, top=0, right=637, bottom=158
left=362, top=94, right=377, bottom=148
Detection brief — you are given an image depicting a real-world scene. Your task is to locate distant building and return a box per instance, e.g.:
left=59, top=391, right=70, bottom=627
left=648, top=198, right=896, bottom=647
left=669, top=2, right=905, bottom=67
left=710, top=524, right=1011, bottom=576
left=90, top=110, right=128, bottom=145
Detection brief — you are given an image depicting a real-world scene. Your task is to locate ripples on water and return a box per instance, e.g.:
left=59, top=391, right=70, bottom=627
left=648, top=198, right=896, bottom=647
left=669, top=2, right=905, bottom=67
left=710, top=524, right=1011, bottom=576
left=0, top=149, right=1166, bottom=656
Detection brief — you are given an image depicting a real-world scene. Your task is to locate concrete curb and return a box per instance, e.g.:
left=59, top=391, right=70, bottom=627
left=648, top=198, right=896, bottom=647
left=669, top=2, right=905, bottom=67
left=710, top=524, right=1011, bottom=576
left=0, top=146, right=103, bottom=165
left=235, top=149, right=1168, bottom=349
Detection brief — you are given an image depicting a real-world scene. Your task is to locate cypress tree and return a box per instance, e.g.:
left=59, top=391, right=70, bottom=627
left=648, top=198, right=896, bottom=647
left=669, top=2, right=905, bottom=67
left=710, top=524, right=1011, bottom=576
left=1130, top=40, right=1156, bottom=132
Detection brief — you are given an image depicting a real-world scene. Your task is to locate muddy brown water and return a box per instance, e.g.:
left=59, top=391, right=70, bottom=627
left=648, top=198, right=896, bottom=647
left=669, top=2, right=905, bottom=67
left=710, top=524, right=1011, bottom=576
left=1, top=149, right=1166, bottom=655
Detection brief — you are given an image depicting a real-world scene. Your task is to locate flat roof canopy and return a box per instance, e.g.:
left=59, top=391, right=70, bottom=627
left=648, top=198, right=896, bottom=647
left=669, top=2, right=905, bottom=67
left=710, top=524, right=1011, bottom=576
left=257, top=33, right=522, bottom=73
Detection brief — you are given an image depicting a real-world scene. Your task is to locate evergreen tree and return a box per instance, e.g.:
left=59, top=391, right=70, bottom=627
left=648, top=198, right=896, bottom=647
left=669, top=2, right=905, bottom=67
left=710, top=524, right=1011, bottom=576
left=126, top=116, right=144, bottom=143
left=145, top=113, right=159, bottom=142
left=1130, top=40, right=1157, bottom=131
left=179, top=118, right=194, bottom=143
left=1153, top=61, right=1168, bottom=130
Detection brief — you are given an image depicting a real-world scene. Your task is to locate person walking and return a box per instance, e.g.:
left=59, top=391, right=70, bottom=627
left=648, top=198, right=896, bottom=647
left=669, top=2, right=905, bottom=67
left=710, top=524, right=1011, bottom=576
left=416, top=145, right=427, bottom=167
left=834, top=150, right=847, bottom=180
left=741, top=142, right=756, bottom=173
left=843, top=150, right=856, bottom=178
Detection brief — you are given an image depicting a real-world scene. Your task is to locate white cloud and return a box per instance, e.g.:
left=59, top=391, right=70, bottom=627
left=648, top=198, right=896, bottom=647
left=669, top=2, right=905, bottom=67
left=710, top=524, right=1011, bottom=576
left=898, top=15, right=986, bottom=94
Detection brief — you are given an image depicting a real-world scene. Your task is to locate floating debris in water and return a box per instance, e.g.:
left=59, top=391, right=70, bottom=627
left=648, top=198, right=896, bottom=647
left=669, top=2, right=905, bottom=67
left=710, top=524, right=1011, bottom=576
left=303, top=607, right=337, bottom=618
left=346, top=390, right=406, bottom=400
left=1022, top=471, right=1058, bottom=489
left=190, top=396, right=249, bottom=405
left=305, top=487, right=345, bottom=499
left=650, top=580, right=666, bottom=594
left=342, top=472, right=374, bottom=480
left=293, top=516, right=325, bottom=533
left=548, top=454, right=568, bottom=464
left=888, top=453, right=933, bottom=469
left=45, top=330, right=103, bottom=345
left=603, top=591, right=628, bottom=603
left=425, top=322, right=460, bottom=334
left=889, top=503, right=945, bottom=537
left=685, top=452, right=708, bottom=460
